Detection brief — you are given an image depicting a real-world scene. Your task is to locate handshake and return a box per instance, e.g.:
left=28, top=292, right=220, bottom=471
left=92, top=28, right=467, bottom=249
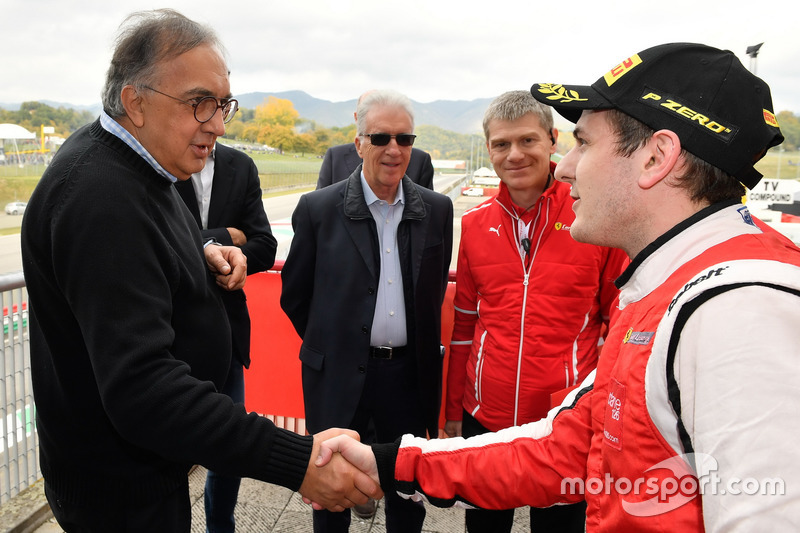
left=299, top=428, right=383, bottom=511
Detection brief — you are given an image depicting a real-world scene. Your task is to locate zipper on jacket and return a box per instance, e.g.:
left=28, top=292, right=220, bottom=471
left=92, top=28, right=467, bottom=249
left=514, top=272, right=530, bottom=426
left=491, top=196, right=558, bottom=427
left=512, top=198, right=550, bottom=426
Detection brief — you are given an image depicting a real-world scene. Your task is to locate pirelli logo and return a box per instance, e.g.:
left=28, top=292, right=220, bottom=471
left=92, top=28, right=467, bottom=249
left=639, top=89, right=736, bottom=141
left=603, top=54, right=643, bottom=87
left=763, top=109, right=779, bottom=128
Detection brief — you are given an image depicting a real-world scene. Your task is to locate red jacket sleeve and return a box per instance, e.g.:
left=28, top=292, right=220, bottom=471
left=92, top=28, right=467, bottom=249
left=393, top=372, right=596, bottom=510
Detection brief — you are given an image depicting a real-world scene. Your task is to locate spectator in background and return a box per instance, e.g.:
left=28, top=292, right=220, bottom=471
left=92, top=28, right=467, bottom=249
left=176, top=141, right=277, bottom=532
left=316, top=91, right=435, bottom=190
left=444, top=90, right=627, bottom=532
left=281, top=89, right=452, bottom=532
left=21, top=9, right=378, bottom=531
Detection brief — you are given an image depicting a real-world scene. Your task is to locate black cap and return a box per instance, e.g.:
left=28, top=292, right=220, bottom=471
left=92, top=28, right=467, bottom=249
left=531, top=42, right=784, bottom=188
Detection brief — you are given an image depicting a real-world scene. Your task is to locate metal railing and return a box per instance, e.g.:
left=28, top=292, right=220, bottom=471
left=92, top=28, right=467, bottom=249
left=0, top=271, right=37, bottom=505
left=0, top=267, right=310, bottom=508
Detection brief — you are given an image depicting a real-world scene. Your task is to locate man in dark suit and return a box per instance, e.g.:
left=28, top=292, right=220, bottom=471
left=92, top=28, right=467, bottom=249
left=316, top=91, right=435, bottom=191
left=315, top=91, right=436, bottom=521
left=281, top=89, right=453, bottom=533
left=176, top=142, right=277, bottom=533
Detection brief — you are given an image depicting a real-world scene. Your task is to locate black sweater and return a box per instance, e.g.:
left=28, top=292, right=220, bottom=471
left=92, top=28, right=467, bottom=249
left=21, top=120, right=311, bottom=505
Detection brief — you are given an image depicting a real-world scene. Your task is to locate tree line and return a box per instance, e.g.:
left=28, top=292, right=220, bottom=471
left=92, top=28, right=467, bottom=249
left=3, top=99, right=798, bottom=159
left=0, top=101, right=95, bottom=138
left=0, top=98, right=488, bottom=162
left=224, top=96, right=492, bottom=161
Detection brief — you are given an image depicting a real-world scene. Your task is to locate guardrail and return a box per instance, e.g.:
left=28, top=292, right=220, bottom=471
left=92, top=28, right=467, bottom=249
left=0, top=271, right=37, bottom=506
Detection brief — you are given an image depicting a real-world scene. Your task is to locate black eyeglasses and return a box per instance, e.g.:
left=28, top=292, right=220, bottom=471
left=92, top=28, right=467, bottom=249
left=361, top=133, right=416, bottom=147
left=141, top=86, right=239, bottom=124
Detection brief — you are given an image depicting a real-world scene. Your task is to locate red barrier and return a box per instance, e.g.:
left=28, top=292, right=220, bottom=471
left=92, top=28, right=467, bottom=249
left=244, top=261, right=457, bottom=431
left=243, top=268, right=304, bottom=418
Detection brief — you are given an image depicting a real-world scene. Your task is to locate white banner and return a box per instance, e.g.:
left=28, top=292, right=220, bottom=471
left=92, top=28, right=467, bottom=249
left=747, top=179, right=800, bottom=205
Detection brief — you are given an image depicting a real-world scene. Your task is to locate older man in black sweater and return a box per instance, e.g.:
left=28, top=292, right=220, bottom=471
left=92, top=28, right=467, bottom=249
left=21, top=9, right=378, bottom=532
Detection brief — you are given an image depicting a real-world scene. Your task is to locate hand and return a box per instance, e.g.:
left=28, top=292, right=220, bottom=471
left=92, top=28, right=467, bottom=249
left=315, top=434, right=380, bottom=486
left=204, top=245, right=247, bottom=291
left=298, top=428, right=383, bottom=512
left=443, top=420, right=462, bottom=438
left=226, top=227, right=247, bottom=247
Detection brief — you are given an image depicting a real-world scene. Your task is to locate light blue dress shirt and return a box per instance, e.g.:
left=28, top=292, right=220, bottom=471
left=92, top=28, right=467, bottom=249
left=360, top=173, right=407, bottom=348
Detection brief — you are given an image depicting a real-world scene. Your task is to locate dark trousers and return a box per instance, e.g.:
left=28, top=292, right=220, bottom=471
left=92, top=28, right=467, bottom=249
left=461, top=410, right=587, bottom=533
left=313, top=353, right=427, bottom=533
left=45, top=478, right=191, bottom=533
left=205, top=360, right=245, bottom=533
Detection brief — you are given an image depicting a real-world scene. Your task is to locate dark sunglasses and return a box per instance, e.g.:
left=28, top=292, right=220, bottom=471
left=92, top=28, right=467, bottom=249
left=361, top=133, right=416, bottom=147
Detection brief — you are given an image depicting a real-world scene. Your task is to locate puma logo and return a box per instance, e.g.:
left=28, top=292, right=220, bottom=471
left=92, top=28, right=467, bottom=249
left=489, top=224, right=501, bottom=236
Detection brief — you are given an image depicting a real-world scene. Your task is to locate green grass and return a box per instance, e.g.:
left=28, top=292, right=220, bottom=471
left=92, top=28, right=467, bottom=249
left=0, top=152, right=323, bottom=207
left=246, top=150, right=322, bottom=190
left=0, top=165, right=44, bottom=206
left=755, top=149, right=800, bottom=181
left=0, top=225, right=21, bottom=236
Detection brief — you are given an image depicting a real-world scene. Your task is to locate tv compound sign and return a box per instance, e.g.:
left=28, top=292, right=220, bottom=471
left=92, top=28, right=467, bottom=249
left=747, top=179, right=800, bottom=205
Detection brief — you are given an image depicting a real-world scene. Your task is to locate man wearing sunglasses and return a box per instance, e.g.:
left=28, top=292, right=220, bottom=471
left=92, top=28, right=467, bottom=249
left=316, top=91, right=435, bottom=191
left=316, top=91, right=436, bottom=523
left=281, top=89, right=453, bottom=533
left=21, top=9, right=379, bottom=531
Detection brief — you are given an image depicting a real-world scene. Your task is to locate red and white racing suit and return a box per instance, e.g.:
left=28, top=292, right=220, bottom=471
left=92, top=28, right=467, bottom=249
left=378, top=202, right=800, bottom=532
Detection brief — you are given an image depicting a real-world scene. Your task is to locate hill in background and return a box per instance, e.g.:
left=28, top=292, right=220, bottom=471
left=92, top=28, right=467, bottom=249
left=3, top=90, right=575, bottom=135
left=235, top=90, right=494, bottom=134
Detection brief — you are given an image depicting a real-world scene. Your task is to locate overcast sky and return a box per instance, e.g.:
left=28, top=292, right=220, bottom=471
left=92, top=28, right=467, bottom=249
left=2, top=0, right=799, bottom=115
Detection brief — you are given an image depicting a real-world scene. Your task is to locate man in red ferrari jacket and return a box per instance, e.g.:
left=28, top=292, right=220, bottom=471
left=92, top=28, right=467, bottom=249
left=443, top=90, right=628, bottom=532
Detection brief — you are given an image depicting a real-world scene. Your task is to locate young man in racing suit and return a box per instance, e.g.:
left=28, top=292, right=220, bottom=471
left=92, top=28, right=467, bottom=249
left=443, top=90, right=627, bottom=532
left=314, top=43, right=800, bottom=532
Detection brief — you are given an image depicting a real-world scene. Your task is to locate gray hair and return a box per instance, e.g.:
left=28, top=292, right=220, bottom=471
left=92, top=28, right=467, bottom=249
left=101, top=9, right=227, bottom=118
left=356, top=89, right=415, bottom=135
left=482, top=90, right=554, bottom=141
